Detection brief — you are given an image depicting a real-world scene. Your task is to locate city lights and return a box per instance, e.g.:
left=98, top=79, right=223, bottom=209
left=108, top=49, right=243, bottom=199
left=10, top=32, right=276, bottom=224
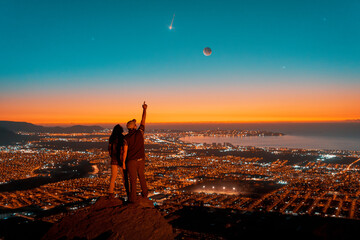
left=0, top=128, right=359, bottom=222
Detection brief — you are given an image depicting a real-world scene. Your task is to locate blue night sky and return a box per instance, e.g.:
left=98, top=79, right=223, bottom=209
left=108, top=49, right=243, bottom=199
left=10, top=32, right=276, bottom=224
left=0, top=0, right=359, bottom=123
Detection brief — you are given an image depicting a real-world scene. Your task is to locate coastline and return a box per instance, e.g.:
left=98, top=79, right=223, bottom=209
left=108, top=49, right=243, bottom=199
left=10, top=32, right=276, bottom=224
left=180, top=135, right=360, bottom=152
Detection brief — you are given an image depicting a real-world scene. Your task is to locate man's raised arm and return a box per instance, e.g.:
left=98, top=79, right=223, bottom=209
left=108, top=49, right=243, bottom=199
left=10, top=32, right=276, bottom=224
left=140, top=101, right=147, bottom=127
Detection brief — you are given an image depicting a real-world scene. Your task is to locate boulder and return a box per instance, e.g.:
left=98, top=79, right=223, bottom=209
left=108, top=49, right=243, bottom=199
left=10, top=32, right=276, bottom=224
left=42, top=197, right=174, bottom=240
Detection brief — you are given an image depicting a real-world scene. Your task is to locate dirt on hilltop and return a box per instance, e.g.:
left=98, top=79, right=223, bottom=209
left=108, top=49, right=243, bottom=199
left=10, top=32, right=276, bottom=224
left=42, top=197, right=174, bottom=240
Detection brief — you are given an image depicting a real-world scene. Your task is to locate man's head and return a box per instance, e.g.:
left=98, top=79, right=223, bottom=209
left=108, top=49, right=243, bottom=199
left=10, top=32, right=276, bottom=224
left=126, top=119, right=137, bottom=130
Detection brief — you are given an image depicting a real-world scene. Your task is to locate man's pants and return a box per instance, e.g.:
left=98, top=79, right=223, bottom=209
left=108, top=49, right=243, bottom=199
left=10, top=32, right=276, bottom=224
left=127, top=159, right=148, bottom=202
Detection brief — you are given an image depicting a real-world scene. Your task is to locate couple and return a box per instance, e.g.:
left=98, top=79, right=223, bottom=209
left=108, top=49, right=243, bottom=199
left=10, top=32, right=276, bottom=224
left=108, top=102, right=148, bottom=203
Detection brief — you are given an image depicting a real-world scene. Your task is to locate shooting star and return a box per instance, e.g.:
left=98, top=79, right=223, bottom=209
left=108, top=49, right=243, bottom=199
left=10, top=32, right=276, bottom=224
left=169, top=13, right=175, bottom=30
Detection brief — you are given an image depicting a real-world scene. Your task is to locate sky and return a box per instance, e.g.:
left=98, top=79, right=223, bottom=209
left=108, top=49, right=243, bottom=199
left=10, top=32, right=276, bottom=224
left=0, top=0, right=359, bottom=124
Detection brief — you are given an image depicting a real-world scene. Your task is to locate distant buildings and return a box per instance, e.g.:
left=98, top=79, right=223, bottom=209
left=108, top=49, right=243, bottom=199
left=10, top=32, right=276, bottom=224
left=0, top=129, right=360, bottom=222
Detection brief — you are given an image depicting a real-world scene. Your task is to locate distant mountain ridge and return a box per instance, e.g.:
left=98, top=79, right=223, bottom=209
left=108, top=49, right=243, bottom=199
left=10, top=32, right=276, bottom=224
left=0, top=121, right=104, bottom=133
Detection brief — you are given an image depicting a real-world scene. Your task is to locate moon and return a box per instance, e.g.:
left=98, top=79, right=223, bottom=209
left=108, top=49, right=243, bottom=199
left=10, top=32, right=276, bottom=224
left=203, top=47, right=212, bottom=56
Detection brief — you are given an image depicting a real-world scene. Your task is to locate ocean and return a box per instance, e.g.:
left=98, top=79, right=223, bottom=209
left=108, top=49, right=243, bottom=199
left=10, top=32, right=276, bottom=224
left=156, top=122, right=360, bottom=152
left=181, top=135, right=360, bottom=151
left=78, top=122, right=360, bottom=151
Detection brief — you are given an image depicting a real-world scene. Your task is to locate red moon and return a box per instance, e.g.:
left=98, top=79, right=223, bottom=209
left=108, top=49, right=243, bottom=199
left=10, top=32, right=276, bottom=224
left=203, top=47, right=212, bottom=56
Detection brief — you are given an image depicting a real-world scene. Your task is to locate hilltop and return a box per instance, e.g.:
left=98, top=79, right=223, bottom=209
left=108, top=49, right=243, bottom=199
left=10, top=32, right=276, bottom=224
left=0, top=121, right=104, bottom=133
left=42, top=197, right=174, bottom=240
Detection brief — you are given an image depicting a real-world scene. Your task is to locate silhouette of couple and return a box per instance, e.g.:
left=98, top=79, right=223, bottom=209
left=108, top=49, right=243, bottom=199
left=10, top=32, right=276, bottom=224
left=108, top=102, right=148, bottom=203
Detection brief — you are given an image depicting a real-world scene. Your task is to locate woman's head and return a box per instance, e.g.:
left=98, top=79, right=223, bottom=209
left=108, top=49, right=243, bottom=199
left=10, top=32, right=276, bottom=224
left=112, top=124, right=123, bottom=135
left=109, top=124, right=124, bottom=143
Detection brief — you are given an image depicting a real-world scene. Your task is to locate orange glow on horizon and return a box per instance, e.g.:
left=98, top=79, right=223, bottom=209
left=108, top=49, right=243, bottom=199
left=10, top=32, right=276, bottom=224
left=1, top=81, right=359, bottom=125
left=31, top=119, right=357, bottom=127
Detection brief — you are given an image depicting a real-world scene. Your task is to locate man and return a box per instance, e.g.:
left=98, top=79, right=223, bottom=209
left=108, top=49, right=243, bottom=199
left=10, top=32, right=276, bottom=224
left=123, top=101, right=148, bottom=203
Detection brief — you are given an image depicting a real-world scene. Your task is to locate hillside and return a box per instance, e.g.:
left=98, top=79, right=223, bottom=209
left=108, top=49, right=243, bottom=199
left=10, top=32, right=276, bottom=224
left=0, top=127, right=26, bottom=146
left=0, top=121, right=104, bottom=133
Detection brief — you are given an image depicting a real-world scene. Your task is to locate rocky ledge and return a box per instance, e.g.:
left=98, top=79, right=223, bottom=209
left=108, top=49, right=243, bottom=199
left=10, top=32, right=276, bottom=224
left=42, top=197, right=174, bottom=240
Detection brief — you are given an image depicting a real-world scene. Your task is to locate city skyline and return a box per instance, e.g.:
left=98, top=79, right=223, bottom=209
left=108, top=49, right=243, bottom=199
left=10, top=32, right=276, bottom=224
left=1, top=0, right=360, bottom=124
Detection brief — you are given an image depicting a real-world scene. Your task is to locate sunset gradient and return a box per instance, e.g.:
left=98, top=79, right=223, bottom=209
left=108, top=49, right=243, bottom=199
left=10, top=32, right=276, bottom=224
left=1, top=1, right=359, bottom=124
left=1, top=80, right=359, bottom=124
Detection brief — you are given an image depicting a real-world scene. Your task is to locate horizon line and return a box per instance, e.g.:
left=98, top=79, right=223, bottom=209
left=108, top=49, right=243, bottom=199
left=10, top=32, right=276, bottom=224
left=2, top=119, right=359, bottom=126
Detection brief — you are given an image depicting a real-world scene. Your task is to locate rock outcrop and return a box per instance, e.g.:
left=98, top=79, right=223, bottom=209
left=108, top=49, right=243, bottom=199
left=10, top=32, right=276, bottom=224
left=42, top=197, right=174, bottom=240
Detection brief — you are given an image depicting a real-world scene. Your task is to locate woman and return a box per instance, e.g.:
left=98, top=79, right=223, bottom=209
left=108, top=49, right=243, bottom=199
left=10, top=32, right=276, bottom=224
left=108, top=124, right=129, bottom=198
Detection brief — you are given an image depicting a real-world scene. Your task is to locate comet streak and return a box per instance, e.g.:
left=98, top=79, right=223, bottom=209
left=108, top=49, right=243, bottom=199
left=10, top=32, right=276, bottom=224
left=169, top=13, right=175, bottom=30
